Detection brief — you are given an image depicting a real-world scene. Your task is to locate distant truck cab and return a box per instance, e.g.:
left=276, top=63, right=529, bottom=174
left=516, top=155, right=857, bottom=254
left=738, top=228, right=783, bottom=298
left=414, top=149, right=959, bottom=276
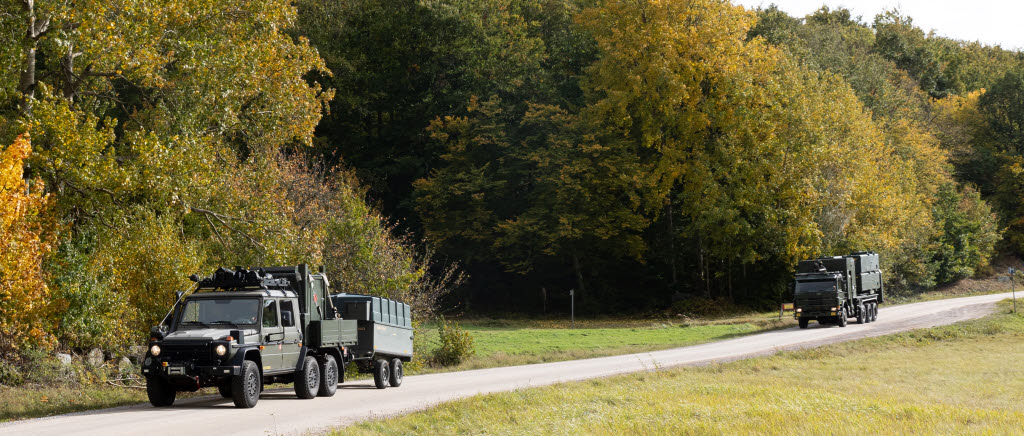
left=793, top=252, right=883, bottom=329
left=140, top=265, right=413, bottom=408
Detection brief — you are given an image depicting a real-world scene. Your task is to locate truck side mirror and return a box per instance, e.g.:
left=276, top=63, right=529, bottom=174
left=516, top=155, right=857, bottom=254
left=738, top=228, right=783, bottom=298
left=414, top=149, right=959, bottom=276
left=175, top=291, right=184, bottom=301
left=150, top=325, right=165, bottom=339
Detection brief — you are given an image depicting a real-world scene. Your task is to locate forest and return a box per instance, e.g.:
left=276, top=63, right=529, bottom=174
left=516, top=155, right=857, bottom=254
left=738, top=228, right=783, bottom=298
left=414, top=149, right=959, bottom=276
left=1, top=0, right=1021, bottom=357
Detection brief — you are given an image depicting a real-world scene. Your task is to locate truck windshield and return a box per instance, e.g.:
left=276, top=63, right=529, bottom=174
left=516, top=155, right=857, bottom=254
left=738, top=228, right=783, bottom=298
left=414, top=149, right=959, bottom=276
left=795, top=282, right=836, bottom=293
left=180, top=298, right=259, bottom=327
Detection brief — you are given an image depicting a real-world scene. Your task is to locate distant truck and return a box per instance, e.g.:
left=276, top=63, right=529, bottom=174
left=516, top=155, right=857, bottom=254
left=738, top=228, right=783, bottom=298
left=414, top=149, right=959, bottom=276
left=793, top=252, right=883, bottom=329
left=141, top=265, right=413, bottom=408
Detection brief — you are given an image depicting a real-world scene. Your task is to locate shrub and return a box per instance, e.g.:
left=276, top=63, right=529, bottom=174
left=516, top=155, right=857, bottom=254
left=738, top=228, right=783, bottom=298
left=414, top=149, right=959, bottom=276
left=0, top=359, right=23, bottom=386
left=431, top=316, right=475, bottom=366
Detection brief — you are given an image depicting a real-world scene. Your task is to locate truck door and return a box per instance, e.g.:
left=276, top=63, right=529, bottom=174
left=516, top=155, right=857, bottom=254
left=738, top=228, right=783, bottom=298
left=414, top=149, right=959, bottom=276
left=279, top=298, right=302, bottom=370
left=260, top=299, right=283, bottom=371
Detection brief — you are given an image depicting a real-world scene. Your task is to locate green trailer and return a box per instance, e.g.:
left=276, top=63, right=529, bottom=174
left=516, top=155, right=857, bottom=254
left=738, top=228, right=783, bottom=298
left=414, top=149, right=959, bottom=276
left=331, top=294, right=414, bottom=389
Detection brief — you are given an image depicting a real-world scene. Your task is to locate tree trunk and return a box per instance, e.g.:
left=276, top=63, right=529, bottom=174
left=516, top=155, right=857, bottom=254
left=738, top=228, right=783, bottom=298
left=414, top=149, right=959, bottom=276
left=667, top=198, right=677, bottom=287
left=19, top=0, right=50, bottom=116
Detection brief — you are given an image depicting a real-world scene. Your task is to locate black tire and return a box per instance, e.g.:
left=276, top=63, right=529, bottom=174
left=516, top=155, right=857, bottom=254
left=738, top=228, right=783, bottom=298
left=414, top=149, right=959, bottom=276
left=837, top=308, right=848, bottom=327
left=318, top=355, right=339, bottom=397
left=217, top=382, right=232, bottom=398
left=146, top=376, right=176, bottom=407
left=232, top=360, right=261, bottom=408
left=798, top=318, right=809, bottom=329
left=389, top=358, right=403, bottom=387
left=294, top=356, right=320, bottom=399
left=871, top=303, right=878, bottom=322
left=373, top=359, right=390, bottom=389
left=856, top=304, right=867, bottom=324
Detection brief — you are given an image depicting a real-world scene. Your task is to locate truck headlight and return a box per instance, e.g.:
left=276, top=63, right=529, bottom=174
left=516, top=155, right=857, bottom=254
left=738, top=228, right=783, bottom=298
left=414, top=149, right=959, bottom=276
left=215, top=344, right=227, bottom=356
left=150, top=344, right=161, bottom=356
left=796, top=308, right=802, bottom=312
left=830, top=307, right=837, bottom=311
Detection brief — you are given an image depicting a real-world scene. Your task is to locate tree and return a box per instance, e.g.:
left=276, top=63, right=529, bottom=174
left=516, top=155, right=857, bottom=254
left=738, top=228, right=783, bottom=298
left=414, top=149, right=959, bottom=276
left=0, top=134, right=55, bottom=355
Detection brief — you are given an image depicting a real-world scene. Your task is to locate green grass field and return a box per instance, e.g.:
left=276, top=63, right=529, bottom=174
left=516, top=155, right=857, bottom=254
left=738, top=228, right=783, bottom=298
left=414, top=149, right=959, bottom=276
left=416, top=315, right=785, bottom=371
left=347, top=301, right=1024, bottom=435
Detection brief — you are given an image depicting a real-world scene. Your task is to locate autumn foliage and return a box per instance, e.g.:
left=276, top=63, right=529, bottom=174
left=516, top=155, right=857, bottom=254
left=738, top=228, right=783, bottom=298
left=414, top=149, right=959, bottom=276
left=0, top=134, right=55, bottom=356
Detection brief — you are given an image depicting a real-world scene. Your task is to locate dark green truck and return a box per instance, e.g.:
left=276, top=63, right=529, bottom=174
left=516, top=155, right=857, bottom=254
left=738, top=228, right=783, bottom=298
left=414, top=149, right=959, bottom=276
left=141, top=265, right=413, bottom=408
left=793, top=252, right=884, bottom=329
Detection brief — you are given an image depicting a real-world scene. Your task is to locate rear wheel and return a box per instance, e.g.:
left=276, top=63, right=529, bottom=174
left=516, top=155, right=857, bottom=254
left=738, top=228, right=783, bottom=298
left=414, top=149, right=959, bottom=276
left=294, top=356, right=320, bottom=399
left=146, top=376, right=176, bottom=407
left=871, top=303, right=878, bottom=322
left=856, top=304, right=867, bottom=324
left=373, top=359, right=390, bottom=389
left=231, top=360, right=260, bottom=408
left=389, top=358, right=403, bottom=387
left=318, top=355, right=338, bottom=397
left=798, top=318, right=809, bottom=329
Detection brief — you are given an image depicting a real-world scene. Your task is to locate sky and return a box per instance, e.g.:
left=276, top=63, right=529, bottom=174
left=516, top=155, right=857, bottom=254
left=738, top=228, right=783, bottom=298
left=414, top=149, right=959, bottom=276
left=734, top=0, right=1024, bottom=51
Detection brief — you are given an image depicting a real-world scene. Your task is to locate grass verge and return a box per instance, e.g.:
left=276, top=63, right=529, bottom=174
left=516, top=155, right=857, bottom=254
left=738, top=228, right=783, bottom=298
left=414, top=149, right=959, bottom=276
left=346, top=300, right=1024, bottom=435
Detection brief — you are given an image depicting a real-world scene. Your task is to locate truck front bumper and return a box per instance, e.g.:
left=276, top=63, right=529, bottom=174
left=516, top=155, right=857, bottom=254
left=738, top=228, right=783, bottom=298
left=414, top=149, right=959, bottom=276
left=142, top=363, right=240, bottom=378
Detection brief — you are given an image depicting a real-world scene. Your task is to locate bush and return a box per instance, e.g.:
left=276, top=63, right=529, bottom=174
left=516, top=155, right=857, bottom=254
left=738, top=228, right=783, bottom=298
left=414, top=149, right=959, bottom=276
left=431, top=317, right=475, bottom=366
left=0, top=359, right=23, bottom=386
left=670, top=297, right=744, bottom=318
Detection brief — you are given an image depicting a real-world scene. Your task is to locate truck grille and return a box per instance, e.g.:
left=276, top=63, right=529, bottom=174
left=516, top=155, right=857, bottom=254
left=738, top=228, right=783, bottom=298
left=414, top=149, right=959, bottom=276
left=161, top=341, right=216, bottom=364
left=796, top=293, right=835, bottom=312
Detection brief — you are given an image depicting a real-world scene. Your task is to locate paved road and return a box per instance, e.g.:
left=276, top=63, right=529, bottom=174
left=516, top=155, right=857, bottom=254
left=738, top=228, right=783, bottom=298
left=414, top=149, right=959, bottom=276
left=2, top=292, right=1013, bottom=435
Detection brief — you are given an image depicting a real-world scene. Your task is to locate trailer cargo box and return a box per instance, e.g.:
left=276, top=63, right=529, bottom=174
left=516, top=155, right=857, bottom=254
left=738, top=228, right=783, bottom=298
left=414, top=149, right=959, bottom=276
left=331, top=294, right=413, bottom=361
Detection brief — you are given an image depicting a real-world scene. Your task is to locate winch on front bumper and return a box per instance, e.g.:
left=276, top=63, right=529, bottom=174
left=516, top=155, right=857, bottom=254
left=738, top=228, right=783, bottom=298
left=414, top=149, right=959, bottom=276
left=142, top=341, right=239, bottom=388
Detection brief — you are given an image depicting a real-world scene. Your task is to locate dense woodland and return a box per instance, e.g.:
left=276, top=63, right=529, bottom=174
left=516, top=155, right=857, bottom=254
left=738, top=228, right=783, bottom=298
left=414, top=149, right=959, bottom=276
left=0, top=0, right=1021, bottom=356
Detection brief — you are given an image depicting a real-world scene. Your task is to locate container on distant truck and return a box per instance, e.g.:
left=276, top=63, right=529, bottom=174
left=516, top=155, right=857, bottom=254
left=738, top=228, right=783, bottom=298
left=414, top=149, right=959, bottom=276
left=140, top=264, right=413, bottom=408
left=793, top=252, right=883, bottom=329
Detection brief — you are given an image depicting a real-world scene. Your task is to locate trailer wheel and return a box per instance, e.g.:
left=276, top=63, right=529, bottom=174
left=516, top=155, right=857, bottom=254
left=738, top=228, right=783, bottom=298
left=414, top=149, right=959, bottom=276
left=389, top=358, right=403, bottom=387
left=373, top=359, right=390, bottom=389
left=146, top=376, right=176, bottom=407
left=871, top=303, right=878, bottom=322
left=798, top=318, right=809, bottom=329
left=837, top=308, right=848, bottom=327
left=232, top=360, right=261, bottom=408
left=318, top=355, right=338, bottom=397
left=294, top=356, right=320, bottom=399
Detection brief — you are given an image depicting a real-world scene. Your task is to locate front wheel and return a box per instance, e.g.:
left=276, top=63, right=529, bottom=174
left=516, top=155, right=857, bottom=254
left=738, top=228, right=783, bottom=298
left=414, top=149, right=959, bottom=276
left=373, top=359, right=390, bottom=389
left=146, top=376, right=176, bottom=407
left=798, top=318, right=809, bottom=329
left=318, top=355, right=338, bottom=397
left=294, top=356, right=321, bottom=399
left=389, top=358, right=403, bottom=387
left=232, top=360, right=261, bottom=408
left=837, top=308, right=848, bottom=327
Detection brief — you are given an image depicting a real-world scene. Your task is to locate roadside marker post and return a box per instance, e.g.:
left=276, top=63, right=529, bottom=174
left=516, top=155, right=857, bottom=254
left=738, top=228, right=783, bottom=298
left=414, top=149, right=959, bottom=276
left=1007, top=266, right=1015, bottom=313
left=569, top=289, right=575, bottom=328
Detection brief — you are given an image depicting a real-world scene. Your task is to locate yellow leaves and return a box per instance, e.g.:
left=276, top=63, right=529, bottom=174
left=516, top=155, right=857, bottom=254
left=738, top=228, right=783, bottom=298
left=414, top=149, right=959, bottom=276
left=0, top=134, right=57, bottom=355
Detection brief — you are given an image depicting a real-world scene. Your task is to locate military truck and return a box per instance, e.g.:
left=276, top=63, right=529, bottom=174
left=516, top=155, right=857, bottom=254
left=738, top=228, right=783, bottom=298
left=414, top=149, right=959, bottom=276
left=140, top=265, right=413, bottom=408
left=793, top=252, right=883, bottom=329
